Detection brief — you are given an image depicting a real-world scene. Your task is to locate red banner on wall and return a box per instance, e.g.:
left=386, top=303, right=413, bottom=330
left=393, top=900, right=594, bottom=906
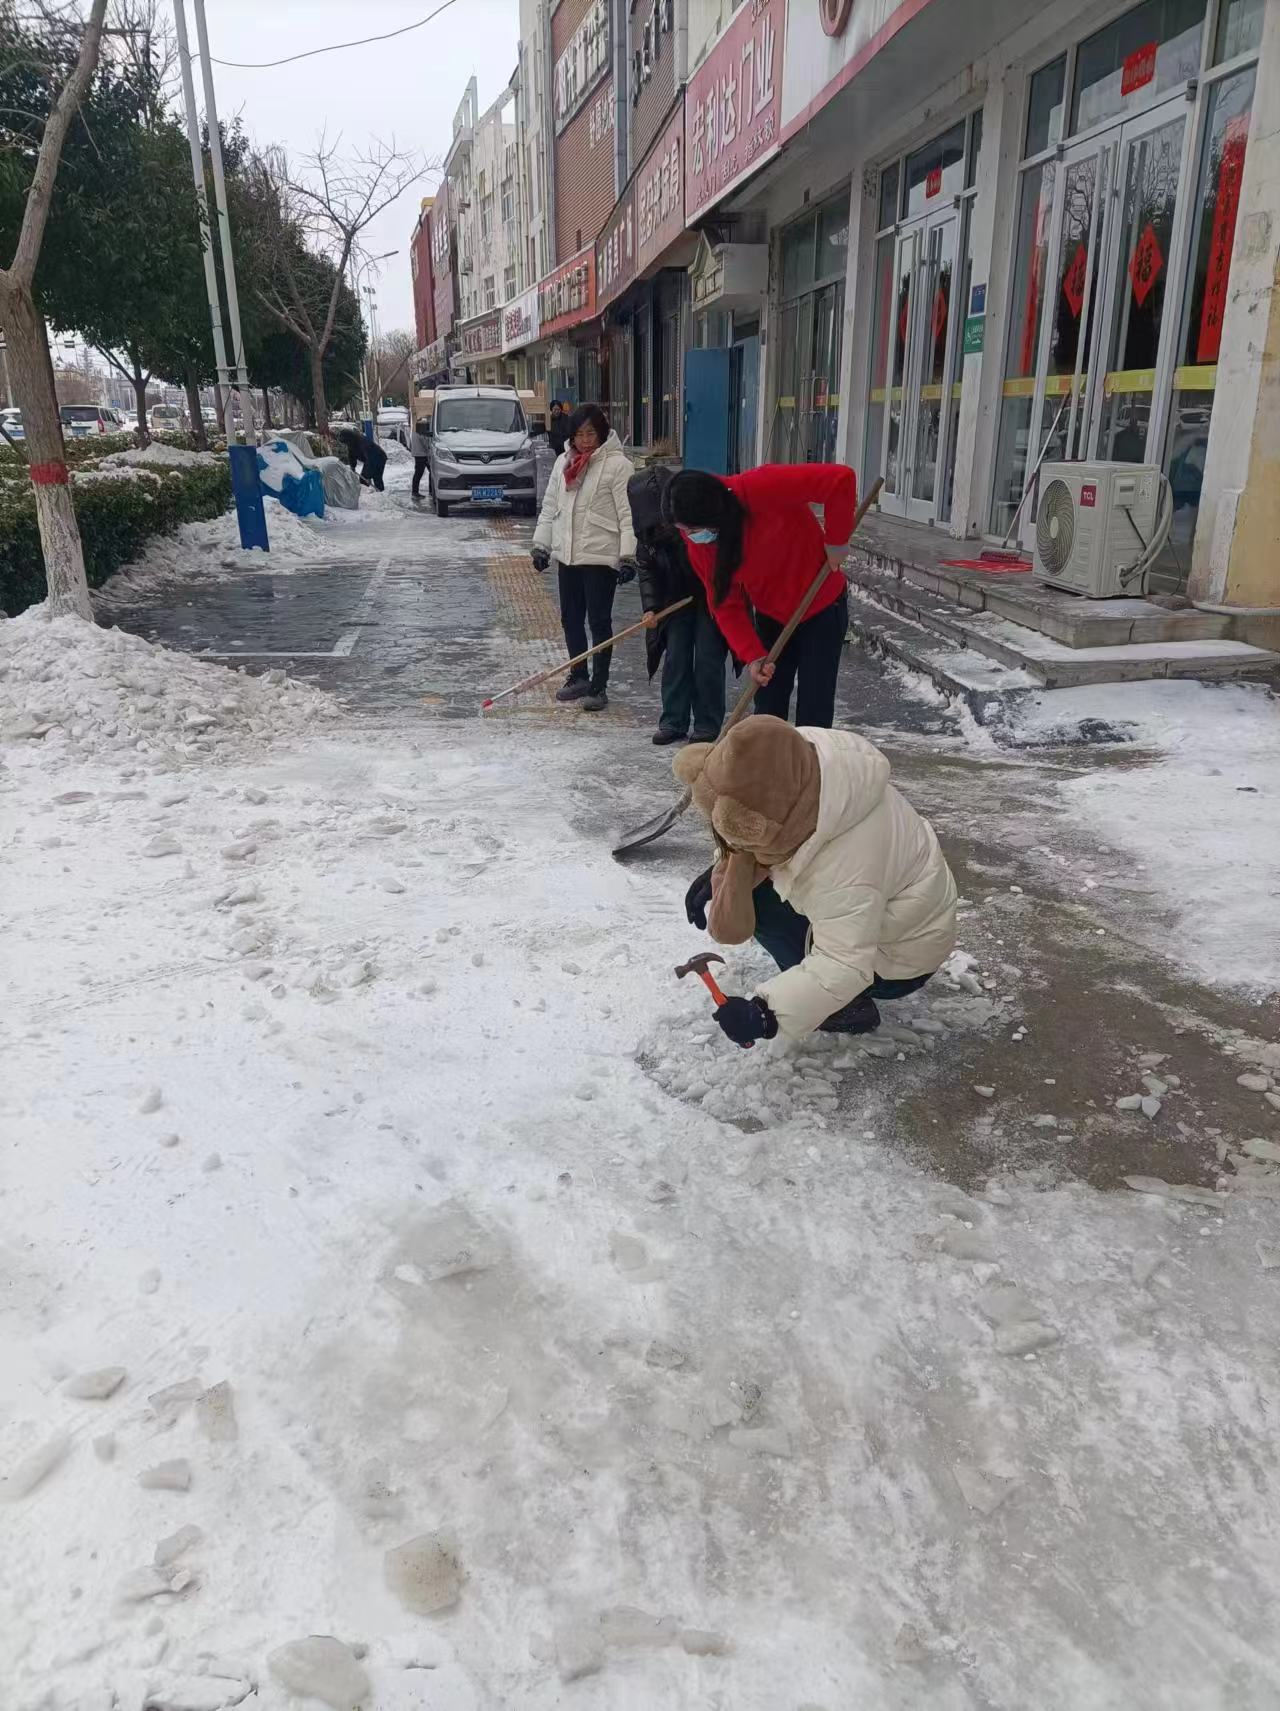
left=1121, top=41, right=1157, bottom=97
left=1197, top=115, right=1249, bottom=364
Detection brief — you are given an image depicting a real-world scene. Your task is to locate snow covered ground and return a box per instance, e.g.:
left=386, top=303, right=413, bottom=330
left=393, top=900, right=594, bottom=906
left=3, top=586, right=1279, bottom=1709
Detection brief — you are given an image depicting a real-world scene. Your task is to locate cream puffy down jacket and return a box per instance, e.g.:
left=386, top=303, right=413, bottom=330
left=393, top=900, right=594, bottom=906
left=532, top=430, right=637, bottom=567
left=758, top=728, right=958, bottom=1039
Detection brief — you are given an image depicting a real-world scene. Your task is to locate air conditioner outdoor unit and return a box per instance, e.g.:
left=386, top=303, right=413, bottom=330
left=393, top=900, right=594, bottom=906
left=1033, top=462, right=1169, bottom=598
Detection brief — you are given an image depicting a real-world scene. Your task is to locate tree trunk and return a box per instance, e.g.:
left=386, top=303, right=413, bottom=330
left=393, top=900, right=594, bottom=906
left=132, top=365, right=151, bottom=445
left=185, top=369, right=207, bottom=451
left=309, top=345, right=329, bottom=435
left=261, top=386, right=273, bottom=430
left=0, top=280, right=91, bottom=619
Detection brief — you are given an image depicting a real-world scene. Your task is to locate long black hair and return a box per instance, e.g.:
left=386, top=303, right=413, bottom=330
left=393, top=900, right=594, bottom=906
left=663, top=469, right=746, bottom=606
left=566, top=402, right=610, bottom=446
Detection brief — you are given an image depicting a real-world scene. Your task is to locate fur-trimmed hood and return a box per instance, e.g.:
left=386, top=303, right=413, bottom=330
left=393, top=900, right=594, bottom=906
left=673, top=716, right=821, bottom=867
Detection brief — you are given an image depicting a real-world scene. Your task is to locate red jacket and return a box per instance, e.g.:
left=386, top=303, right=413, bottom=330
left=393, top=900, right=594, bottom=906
left=683, top=464, right=857, bottom=663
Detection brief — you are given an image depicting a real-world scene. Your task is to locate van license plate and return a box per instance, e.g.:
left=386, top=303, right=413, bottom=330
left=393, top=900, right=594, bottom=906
left=473, top=485, right=505, bottom=502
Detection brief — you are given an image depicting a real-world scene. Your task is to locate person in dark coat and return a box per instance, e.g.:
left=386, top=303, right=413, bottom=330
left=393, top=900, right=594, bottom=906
left=547, top=399, right=571, bottom=459
left=336, top=425, right=387, bottom=492
left=628, top=463, right=728, bottom=745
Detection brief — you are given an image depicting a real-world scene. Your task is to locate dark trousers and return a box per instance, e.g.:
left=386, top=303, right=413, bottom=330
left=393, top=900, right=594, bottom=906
left=753, top=589, right=848, bottom=728
left=411, top=455, right=428, bottom=496
left=559, top=562, right=617, bottom=692
left=752, top=878, right=933, bottom=1018
left=661, top=604, right=728, bottom=739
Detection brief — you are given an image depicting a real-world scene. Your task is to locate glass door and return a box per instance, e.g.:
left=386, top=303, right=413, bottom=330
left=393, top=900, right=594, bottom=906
left=878, top=209, right=958, bottom=521
left=803, top=280, right=843, bottom=463
left=1092, top=105, right=1189, bottom=464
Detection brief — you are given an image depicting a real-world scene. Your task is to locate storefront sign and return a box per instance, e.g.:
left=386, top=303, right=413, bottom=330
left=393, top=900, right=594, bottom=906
left=596, top=186, right=637, bottom=310
left=1197, top=115, right=1249, bottom=363
left=819, top=0, right=854, bottom=33
left=962, top=314, right=985, bottom=356
left=636, top=104, right=684, bottom=272
left=415, top=335, right=450, bottom=379
left=1121, top=41, right=1157, bottom=96
left=554, top=0, right=610, bottom=134
left=501, top=287, right=540, bottom=354
left=685, top=0, right=785, bottom=223
left=587, top=87, right=614, bottom=148
left=539, top=248, right=597, bottom=337
left=925, top=165, right=942, bottom=199
left=632, top=0, right=675, bottom=104
left=969, top=283, right=986, bottom=317
left=460, top=311, right=502, bottom=358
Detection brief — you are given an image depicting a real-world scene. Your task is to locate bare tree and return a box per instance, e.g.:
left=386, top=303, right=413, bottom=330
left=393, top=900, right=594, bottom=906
left=0, top=0, right=109, bottom=618
left=250, top=134, right=426, bottom=434
left=366, top=327, right=416, bottom=413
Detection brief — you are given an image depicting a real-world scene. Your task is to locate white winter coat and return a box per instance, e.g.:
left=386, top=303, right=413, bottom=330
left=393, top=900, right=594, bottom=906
left=532, top=430, right=637, bottom=567
left=758, top=728, right=958, bottom=1039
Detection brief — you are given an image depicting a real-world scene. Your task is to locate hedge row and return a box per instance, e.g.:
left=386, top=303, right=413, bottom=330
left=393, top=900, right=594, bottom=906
left=0, top=460, right=233, bottom=616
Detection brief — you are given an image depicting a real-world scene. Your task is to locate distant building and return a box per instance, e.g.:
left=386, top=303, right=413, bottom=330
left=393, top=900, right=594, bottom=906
left=409, top=197, right=438, bottom=354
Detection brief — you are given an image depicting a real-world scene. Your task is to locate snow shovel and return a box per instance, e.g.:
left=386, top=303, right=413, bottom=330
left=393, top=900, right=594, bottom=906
left=479, top=597, right=693, bottom=708
left=612, top=477, right=885, bottom=859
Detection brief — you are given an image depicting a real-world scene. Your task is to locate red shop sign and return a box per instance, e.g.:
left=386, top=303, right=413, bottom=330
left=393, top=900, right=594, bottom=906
left=925, top=165, right=942, bottom=199
left=538, top=247, right=597, bottom=337
left=1121, top=41, right=1157, bottom=97
left=1128, top=221, right=1164, bottom=309
left=1197, top=115, right=1249, bottom=363
left=685, top=0, right=785, bottom=223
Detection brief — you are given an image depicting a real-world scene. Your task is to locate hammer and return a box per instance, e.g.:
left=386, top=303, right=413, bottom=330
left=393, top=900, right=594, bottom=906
left=674, top=951, right=730, bottom=1010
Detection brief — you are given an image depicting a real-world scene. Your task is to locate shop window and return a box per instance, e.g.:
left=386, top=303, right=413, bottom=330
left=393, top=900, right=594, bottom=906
left=819, top=198, right=850, bottom=282
left=1025, top=56, right=1066, bottom=157
left=878, top=161, right=900, bottom=231
left=989, top=161, right=1055, bottom=534
left=1071, top=0, right=1206, bottom=134
left=1164, top=66, right=1255, bottom=565
left=504, top=265, right=517, bottom=302
left=903, top=121, right=965, bottom=220
left=1215, top=0, right=1265, bottom=60
left=781, top=213, right=817, bottom=301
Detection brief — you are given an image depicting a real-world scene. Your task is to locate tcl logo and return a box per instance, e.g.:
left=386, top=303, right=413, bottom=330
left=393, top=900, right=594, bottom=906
left=819, top=0, right=854, bottom=35
left=1079, top=482, right=1097, bottom=508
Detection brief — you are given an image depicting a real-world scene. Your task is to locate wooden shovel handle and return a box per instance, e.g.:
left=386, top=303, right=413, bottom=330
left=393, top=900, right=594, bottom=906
left=481, top=595, right=693, bottom=707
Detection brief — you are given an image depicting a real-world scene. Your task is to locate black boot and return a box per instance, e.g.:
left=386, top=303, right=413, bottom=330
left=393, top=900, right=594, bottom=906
left=556, top=676, right=590, bottom=703
left=819, top=996, right=881, bottom=1035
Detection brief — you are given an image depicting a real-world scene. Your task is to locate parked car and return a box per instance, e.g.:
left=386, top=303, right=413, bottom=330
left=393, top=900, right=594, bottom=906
left=60, top=403, right=125, bottom=437
left=149, top=404, right=185, bottom=434
left=376, top=406, right=410, bottom=447
left=1, top=406, right=24, bottom=440
left=201, top=406, right=218, bottom=426
left=425, top=386, right=537, bottom=518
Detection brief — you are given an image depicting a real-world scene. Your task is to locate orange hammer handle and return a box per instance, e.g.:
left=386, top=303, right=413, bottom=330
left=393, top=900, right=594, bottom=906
left=698, top=969, right=729, bottom=1007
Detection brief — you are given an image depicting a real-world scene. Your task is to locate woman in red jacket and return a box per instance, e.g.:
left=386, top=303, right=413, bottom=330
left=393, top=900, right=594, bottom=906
left=663, top=463, right=856, bottom=728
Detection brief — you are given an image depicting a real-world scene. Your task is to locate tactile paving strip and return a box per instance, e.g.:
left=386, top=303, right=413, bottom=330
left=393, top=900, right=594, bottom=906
left=483, top=541, right=563, bottom=714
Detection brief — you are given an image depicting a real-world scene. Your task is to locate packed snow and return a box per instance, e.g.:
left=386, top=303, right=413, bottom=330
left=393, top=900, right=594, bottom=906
left=93, top=505, right=348, bottom=607
left=103, top=443, right=219, bottom=469
left=4, top=608, right=1279, bottom=1708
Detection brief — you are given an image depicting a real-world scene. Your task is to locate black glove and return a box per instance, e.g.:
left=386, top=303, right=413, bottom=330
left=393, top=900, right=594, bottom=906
left=685, top=865, right=714, bottom=931
left=616, top=558, right=638, bottom=585
left=531, top=547, right=550, bottom=572
left=715, top=996, right=778, bottom=1049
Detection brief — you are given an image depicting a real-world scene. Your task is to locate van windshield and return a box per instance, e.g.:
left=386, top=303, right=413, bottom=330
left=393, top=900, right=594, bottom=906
left=435, top=397, right=525, bottom=434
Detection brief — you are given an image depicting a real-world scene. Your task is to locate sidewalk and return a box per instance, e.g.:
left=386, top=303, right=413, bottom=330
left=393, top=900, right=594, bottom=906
left=2, top=467, right=1278, bottom=1710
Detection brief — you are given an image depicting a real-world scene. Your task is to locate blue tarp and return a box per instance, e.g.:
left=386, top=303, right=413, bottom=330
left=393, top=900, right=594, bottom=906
left=256, top=439, right=325, bottom=518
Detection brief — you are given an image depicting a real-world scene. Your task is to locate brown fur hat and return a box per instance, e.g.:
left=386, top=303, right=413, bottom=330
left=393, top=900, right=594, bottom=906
left=673, top=716, right=821, bottom=866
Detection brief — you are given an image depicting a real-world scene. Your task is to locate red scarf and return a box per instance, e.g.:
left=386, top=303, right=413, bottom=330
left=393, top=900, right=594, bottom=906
left=563, top=444, right=593, bottom=487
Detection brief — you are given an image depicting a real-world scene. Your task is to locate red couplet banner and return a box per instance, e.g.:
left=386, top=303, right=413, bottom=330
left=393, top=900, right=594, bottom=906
left=1197, top=116, right=1249, bottom=364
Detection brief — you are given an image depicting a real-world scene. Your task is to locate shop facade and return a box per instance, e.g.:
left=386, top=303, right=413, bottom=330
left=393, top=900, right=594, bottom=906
left=539, top=245, right=602, bottom=404
left=501, top=285, right=547, bottom=421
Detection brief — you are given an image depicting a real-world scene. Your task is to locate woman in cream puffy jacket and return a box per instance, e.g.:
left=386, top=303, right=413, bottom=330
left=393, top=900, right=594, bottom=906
left=531, top=404, right=638, bottom=711
left=676, top=715, right=958, bottom=1045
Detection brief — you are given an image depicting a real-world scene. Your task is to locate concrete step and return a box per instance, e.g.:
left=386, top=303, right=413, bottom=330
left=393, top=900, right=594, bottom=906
left=845, top=589, right=1038, bottom=724
left=850, top=537, right=1234, bottom=647
left=849, top=567, right=1280, bottom=689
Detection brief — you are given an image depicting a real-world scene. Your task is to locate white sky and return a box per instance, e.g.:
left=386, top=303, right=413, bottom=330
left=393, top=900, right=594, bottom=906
left=196, top=0, right=522, bottom=338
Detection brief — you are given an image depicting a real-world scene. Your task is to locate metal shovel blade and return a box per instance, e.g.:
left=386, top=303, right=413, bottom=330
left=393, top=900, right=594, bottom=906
left=612, top=787, right=692, bottom=859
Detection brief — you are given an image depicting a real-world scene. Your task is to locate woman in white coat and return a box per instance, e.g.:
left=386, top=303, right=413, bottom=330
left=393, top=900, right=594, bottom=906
left=675, top=715, right=958, bottom=1045
left=531, top=404, right=638, bottom=711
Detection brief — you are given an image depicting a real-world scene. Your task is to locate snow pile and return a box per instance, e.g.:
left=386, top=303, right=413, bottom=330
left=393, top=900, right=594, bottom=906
left=102, top=443, right=218, bottom=469
left=642, top=951, right=1007, bottom=1125
left=381, top=437, right=413, bottom=463
left=94, top=505, right=337, bottom=606
left=0, top=608, right=330, bottom=760
left=1015, top=680, right=1280, bottom=994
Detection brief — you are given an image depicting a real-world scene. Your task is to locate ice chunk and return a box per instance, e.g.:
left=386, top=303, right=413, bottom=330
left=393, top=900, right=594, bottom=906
left=1115, top=1095, right=1143, bottom=1112
left=138, top=1086, right=164, bottom=1115
left=994, top=1321, right=1060, bottom=1356
left=933, top=1225, right=997, bottom=1263
left=138, top=1459, right=192, bottom=1492
left=1257, top=1242, right=1280, bottom=1271
left=1140, top=1095, right=1162, bottom=1119
left=972, top=1085, right=995, bottom=1098
left=1124, top=1175, right=1224, bottom=1206
left=149, top=1377, right=204, bottom=1418
left=267, top=1637, right=371, bottom=1711
left=384, top=1532, right=464, bottom=1615
left=1237, top=1072, right=1271, bottom=1092
left=154, top=1523, right=203, bottom=1566
left=117, top=1564, right=177, bottom=1603
left=644, top=1340, right=687, bottom=1370
left=65, top=1365, right=126, bottom=1400
left=144, top=833, right=181, bottom=858
left=139, top=1672, right=252, bottom=1710
left=1, top=1431, right=71, bottom=1500
left=681, top=1629, right=730, bottom=1656
left=1243, top=1137, right=1280, bottom=1164
left=554, top=1622, right=605, bottom=1683
left=195, top=1381, right=238, bottom=1443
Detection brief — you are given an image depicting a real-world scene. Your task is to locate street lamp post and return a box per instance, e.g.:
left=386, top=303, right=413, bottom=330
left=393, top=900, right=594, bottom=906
left=350, top=248, right=397, bottom=428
